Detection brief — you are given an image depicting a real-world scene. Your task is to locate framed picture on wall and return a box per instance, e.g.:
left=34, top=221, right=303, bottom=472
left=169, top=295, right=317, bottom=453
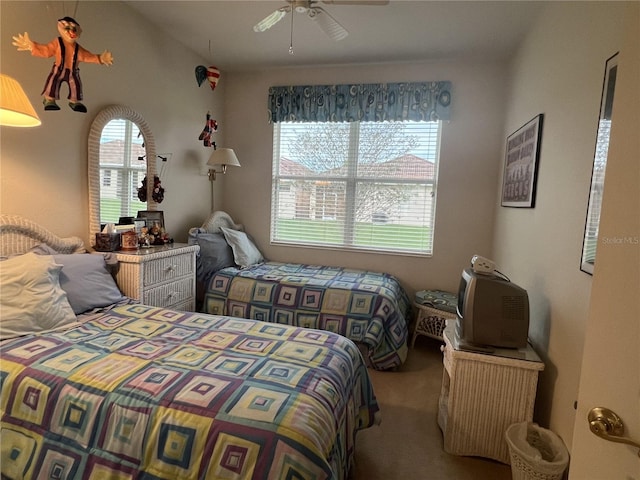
left=501, top=114, right=544, bottom=208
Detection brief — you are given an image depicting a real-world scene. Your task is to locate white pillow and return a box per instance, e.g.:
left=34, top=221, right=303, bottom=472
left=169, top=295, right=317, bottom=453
left=220, top=227, right=264, bottom=268
left=0, top=253, right=78, bottom=340
left=202, top=211, right=243, bottom=234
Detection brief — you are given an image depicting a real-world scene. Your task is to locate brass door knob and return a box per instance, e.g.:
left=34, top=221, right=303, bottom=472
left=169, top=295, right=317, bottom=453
left=588, top=407, right=640, bottom=457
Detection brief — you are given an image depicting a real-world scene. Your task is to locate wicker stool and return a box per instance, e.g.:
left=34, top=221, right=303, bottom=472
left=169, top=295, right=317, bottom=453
left=412, top=290, right=457, bottom=346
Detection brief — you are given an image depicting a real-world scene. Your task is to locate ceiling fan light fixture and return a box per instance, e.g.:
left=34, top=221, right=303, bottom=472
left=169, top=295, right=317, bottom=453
left=293, top=2, right=309, bottom=14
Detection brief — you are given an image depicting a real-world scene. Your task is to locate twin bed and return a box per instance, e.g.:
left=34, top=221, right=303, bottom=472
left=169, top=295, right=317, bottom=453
left=189, top=212, right=412, bottom=371
left=0, top=215, right=380, bottom=479
left=202, top=262, right=410, bottom=371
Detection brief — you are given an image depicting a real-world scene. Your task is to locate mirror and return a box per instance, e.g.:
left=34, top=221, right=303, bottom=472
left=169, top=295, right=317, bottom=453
left=88, top=105, right=157, bottom=245
left=581, top=52, right=619, bottom=274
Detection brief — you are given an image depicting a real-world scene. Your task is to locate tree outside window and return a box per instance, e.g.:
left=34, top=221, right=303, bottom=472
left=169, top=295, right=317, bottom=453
left=271, top=121, right=441, bottom=255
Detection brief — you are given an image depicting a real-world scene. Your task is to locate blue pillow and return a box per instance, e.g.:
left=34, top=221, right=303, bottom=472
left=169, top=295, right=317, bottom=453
left=188, top=231, right=236, bottom=283
left=220, top=227, right=264, bottom=269
left=53, top=254, right=125, bottom=314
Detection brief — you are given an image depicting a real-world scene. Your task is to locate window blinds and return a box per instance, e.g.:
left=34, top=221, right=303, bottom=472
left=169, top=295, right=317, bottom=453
left=270, top=120, right=441, bottom=255
left=99, top=119, right=147, bottom=224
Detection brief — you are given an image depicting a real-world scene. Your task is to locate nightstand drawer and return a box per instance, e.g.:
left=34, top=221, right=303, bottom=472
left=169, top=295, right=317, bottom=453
left=144, top=276, right=194, bottom=308
left=142, top=253, right=194, bottom=287
left=115, top=244, right=199, bottom=311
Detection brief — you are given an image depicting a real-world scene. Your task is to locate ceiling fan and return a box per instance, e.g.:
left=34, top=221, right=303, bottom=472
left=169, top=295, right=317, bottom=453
left=253, top=0, right=389, bottom=42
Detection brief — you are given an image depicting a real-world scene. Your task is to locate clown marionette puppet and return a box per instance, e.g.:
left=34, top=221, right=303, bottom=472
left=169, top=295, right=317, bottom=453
left=12, top=16, right=113, bottom=113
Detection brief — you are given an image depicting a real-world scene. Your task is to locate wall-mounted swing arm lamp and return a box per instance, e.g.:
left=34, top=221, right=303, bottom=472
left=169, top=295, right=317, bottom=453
left=0, top=74, right=41, bottom=127
left=207, top=148, right=241, bottom=180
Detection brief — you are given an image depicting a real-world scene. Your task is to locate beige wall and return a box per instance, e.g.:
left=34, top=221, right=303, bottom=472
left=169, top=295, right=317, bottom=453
left=494, top=2, right=630, bottom=449
left=222, top=61, right=507, bottom=295
left=2, top=0, right=635, bottom=461
left=0, top=1, right=224, bottom=243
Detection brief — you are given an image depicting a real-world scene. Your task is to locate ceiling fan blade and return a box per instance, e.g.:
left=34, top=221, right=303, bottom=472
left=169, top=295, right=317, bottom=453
left=253, top=6, right=290, bottom=32
left=309, top=6, right=349, bottom=41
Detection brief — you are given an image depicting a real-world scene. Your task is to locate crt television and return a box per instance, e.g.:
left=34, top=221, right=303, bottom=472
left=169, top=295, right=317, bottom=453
left=455, top=268, right=529, bottom=349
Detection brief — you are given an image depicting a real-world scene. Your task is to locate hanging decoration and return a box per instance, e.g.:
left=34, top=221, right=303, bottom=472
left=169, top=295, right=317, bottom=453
left=12, top=16, right=113, bottom=113
left=198, top=111, right=218, bottom=147
left=195, top=65, right=220, bottom=91
left=195, top=40, right=220, bottom=91
left=137, top=175, right=164, bottom=203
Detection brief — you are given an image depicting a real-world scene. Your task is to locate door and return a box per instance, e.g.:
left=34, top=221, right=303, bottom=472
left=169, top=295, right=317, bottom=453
left=569, top=5, right=640, bottom=479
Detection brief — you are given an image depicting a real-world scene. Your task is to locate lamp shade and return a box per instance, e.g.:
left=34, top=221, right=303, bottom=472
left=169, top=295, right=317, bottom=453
left=0, top=74, right=41, bottom=127
left=207, top=148, right=241, bottom=168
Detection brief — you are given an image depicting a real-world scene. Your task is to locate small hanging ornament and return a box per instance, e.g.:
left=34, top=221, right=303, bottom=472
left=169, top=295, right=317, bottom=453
left=195, top=41, right=220, bottom=91
left=195, top=65, right=220, bottom=91
left=198, top=111, right=218, bottom=147
left=137, top=175, right=164, bottom=203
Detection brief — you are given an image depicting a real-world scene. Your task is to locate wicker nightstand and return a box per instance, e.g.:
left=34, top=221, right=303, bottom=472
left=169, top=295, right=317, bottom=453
left=115, top=243, right=199, bottom=311
left=412, top=290, right=457, bottom=346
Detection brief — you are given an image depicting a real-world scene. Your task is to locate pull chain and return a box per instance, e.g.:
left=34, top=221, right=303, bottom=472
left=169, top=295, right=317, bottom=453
left=289, top=9, right=294, bottom=55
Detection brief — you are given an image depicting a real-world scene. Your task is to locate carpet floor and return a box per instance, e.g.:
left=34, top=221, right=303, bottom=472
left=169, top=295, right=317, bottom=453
left=352, top=337, right=513, bottom=480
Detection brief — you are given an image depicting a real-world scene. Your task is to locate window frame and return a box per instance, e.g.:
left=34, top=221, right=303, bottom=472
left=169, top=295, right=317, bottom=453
left=98, top=119, right=147, bottom=224
left=88, top=105, right=157, bottom=246
left=270, top=120, right=442, bottom=256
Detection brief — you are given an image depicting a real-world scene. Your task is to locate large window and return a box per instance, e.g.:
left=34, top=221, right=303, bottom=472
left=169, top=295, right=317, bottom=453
left=99, top=119, right=147, bottom=224
left=271, top=121, right=441, bottom=255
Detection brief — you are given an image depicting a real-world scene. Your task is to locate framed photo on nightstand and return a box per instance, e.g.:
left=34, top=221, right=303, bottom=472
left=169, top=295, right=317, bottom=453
left=137, top=210, right=164, bottom=230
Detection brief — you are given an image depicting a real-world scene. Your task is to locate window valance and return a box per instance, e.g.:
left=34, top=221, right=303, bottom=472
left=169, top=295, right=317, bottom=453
left=268, top=81, right=451, bottom=123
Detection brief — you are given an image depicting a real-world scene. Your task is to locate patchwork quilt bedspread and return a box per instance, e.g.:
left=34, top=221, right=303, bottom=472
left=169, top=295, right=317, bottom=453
left=0, top=304, right=379, bottom=480
left=203, top=262, right=411, bottom=370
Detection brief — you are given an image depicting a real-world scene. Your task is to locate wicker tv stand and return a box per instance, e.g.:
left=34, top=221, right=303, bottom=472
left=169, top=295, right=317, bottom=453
left=438, top=324, right=544, bottom=464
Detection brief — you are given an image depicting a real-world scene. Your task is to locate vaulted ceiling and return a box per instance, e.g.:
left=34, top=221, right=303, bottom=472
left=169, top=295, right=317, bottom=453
left=124, top=1, right=545, bottom=72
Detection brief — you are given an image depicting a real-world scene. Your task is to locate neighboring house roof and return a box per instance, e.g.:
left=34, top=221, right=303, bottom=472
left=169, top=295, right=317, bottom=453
left=359, top=154, right=435, bottom=179
left=100, top=140, right=146, bottom=167
left=279, top=157, right=316, bottom=176
left=280, top=153, right=435, bottom=180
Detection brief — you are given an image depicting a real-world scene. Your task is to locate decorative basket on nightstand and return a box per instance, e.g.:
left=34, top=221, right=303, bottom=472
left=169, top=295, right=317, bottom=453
left=412, top=290, right=457, bottom=346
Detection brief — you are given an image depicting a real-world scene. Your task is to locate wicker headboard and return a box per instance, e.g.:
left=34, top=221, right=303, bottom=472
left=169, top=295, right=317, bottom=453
left=0, top=215, right=86, bottom=257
